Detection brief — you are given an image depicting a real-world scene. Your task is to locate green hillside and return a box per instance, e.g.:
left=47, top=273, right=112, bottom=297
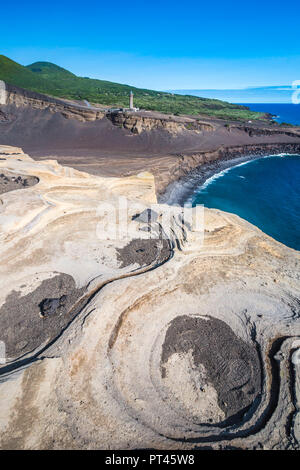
left=0, top=55, right=264, bottom=120
left=0, top=56, right=53, bottom=92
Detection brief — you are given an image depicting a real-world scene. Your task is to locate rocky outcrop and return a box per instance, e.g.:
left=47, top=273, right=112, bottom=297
left=107, top=111, right=215, bottom=134
left=0, top=146, right=299, bottom=450
left=229, top=124, right=300, bottom=139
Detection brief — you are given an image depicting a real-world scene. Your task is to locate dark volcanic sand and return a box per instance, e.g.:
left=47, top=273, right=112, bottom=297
left=116, top=238, right=172, bottom=268
left=0, top=105, right=206, bottom=157
left=161, top=315, right=261, bottom=424
left=0, top=171, right=39, bottom=195
left=0, top=274, right=85, bottom=361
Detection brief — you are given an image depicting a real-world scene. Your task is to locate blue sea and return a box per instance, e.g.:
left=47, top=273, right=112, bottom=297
left=192, top=155, right=300, bottom=250
left=240, top=103, right=300, bottom=126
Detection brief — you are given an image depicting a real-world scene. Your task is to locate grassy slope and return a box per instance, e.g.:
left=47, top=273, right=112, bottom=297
left=0, top=55, right=263, bottom=120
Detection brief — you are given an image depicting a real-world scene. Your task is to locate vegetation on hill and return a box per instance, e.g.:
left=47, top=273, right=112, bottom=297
left=0, top=55, right=264, bottom=121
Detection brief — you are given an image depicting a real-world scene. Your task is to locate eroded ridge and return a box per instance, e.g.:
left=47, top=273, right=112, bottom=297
left=0, top=146, right=299, bottom=450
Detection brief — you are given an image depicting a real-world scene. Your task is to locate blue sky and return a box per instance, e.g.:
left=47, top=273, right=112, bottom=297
left=2, top=0, right=300, bottom=90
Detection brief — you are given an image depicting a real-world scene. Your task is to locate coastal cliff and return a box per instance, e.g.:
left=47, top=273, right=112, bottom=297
left=107, top=111, right=215, bottom=134
left=158, top=142, right=300, bottom=201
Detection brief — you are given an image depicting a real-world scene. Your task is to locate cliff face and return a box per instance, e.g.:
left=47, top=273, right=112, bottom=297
left=178, top=142, right=300, bottom=173
left=1, top=82, right=105, bottom=122
left=107, top=111, right=215, bottom=134
left=230, top=124, right=300, bottom=139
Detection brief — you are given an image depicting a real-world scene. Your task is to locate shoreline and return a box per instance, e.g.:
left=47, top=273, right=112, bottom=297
left=159, top=150, right=300, bottom=206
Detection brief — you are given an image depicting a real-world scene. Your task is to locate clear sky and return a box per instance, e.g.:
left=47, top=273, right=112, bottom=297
left=2, top=0, right=300, bottom=90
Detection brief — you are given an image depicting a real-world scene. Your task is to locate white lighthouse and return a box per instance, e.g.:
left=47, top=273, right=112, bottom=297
left=129, top=91, right=134, bottom=109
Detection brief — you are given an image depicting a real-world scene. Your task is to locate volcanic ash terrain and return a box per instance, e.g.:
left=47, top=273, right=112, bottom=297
left=0, top=145, right=299, bottom=450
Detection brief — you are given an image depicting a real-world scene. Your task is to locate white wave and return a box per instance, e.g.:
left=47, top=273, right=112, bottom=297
left=198, top=158, right=256, bottom=190
left=185, top=153, right=300, bottom=205
left=263, top=152, right=300, bottom=158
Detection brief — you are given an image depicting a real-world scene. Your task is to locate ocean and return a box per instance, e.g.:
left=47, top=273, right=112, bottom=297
left=240, top=103, right=300, bottom=125
left=192, top=154, right=300, bottom=250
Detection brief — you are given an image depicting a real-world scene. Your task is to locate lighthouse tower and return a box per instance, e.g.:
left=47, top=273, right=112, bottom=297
left=129, top=91, right=134, bottom=109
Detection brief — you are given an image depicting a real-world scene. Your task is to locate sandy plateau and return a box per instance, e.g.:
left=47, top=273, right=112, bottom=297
left=0, top=145, right=299, bottom=450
